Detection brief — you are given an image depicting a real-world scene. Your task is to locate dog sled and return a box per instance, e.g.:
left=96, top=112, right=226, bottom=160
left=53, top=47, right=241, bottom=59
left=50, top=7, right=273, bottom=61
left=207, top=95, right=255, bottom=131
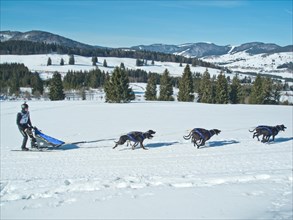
left=33, top=127, right=65, bottom=149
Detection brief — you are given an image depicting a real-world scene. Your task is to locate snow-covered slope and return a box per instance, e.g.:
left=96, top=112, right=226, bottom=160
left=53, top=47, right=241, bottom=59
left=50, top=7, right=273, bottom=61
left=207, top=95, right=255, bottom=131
left=1, top=101, right=292, bottom=219
left=202, top=51, right=293, bottom=78
left=0, top=54, right=225, bottom=79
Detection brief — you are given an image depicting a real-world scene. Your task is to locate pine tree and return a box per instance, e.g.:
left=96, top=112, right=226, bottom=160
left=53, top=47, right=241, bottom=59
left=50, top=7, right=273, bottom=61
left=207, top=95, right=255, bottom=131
left=120, top=62, right=125, bottom=69
left=49, top=72, right=65, bottom=101
left=60, top=58, right=64, bottom=66
left=104, top=67, right=134, bottom=103
left=47, top=57, right=52, bottom=66
left=92, top=56, right=98, bottom=66
left=159, top=69, right=174, bottom=101
left=229, top=75, right=242, bottom=104
left=69, top=54, right=75, bottom=65
left=103, top=59, right=107, bottom=67
left=178, top=64, right=194, bottom=102
left=136, top=59, right=143, bottom=66
left=193, top=72, right=201, bottom=93
left=271, top=82, right=282, bottom=104
left=250, top=74, right=263, bottom=104
left=198, top=69, right=213, bottom=103
left=262, top=77, right=281, bottom=104
left=215, top=72, right=229, bottom=104
left=144, top=73, right=157, bottom=100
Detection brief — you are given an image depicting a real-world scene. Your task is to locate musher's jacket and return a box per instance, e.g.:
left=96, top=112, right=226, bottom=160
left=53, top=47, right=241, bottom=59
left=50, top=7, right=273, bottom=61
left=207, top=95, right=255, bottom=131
left=16, top=110, right=32, bottom=130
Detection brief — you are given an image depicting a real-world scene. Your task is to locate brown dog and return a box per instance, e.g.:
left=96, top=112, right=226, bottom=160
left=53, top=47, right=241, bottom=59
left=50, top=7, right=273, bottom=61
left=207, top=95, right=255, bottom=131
left=184, top=128, right=221, bottom=148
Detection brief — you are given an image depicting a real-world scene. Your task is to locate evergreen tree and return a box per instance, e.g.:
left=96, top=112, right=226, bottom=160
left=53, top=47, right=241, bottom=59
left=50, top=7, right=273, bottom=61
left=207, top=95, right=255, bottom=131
left=49, top=72, right=65, bottom=101
left=198, top=69, right=213, bottom=103
left=60, top=58, right=64, bottom=66
left=104, top=67, right=134, bottom=103
left=271, top=82, right=282, bottom=104
left=92, top=56, right=98, bottom=66
left=103, top=59, right=108, bottom=67
left=159, top=69, right=174, bottom=101
left=215, top=72, right=229, bottom=104
left=193, top=72, right=201, bottom=93
left=262, top=77, right=281, bottom=104
left=120, top=62, right=125, bottom=69
left=69, top=54, right=75, bottom=65
left=47, top=57, right=52, bottom=66
left=229, top=75, right=242, bottom=104
left=31, top=74, right=44, bottom=95
left=136, top=59, right=144, bottom=66
left=250, top=74, right=263, bottom=104
left=178, top=64, right=194, bottom=102
left=192, top=59, right=197, bottom=67
left=144, top=73, right=157, bottom=100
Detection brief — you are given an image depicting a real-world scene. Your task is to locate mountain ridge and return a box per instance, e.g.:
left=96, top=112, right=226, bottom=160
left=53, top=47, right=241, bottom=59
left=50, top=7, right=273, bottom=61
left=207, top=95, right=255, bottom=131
left=1, top=30, right=292, bottom=58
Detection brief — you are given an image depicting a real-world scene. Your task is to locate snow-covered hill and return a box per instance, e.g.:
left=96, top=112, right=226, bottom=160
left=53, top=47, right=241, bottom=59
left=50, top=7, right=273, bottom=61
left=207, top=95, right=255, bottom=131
left=0, top=30, right=94, bottom=49
left=201, top=51, right=293, bottom=79
left=1, top=101, right=292, bottom=219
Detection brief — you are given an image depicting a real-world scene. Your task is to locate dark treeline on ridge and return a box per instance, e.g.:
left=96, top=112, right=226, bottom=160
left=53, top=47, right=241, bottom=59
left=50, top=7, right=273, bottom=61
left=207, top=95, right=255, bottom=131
left=0, top=40, right=225, bottom=71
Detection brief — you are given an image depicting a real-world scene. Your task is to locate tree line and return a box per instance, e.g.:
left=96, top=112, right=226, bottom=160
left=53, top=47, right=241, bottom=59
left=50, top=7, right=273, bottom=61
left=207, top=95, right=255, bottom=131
left=144, top=64, right=287, bottom=105
left=0, top=63, right=43, bottom=96
left=0, top=63, right=290, bottom=105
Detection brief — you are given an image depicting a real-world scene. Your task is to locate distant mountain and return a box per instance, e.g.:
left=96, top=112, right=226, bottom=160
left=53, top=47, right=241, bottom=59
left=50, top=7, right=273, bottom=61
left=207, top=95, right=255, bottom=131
left=0, top=30, right=95, bottom=49
left=131, top=43, right=232, bottom=57
left=131, top=42, right=292, bottom=58
left=1, top=30, right=291, bottom=57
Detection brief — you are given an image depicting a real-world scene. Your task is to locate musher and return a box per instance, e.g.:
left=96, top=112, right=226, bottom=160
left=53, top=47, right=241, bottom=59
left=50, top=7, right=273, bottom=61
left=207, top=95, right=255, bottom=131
left=16, top=103, right=37, bottom=151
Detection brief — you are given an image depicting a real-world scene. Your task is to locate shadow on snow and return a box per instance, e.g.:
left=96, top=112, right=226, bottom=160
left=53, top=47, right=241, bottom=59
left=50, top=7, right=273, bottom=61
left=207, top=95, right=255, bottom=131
left=269, top=137, right=293, bottom=144
left=146, top=141, right=179, bottom=148
left=205, top=140, right=240, bottom=148
left=51, top=144, right=79, bottom=151
left=118, top=141, right=179, bottom=151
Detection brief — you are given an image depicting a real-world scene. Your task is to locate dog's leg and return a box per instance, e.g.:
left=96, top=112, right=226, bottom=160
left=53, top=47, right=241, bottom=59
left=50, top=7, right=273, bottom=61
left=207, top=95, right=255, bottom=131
left=140, top=142, right=148, bottom=150
left=132, top=142, right=138, bottom=150
left=200, top=140, right=206, bottom=147
left=195, top=139, right=201, bottom=148
left=113, top=143, right=118, bottom=149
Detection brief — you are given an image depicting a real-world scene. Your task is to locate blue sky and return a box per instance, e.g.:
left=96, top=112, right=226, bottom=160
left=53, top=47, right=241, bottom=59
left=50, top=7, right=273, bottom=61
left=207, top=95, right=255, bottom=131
left=1, top=0, right=292, bottom=47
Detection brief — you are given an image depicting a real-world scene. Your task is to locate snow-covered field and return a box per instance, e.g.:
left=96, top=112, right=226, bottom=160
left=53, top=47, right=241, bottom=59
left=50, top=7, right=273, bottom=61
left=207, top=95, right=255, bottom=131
left=1, top=100, right=292, bottom=219
left=0, top=54, right=224, bottom=79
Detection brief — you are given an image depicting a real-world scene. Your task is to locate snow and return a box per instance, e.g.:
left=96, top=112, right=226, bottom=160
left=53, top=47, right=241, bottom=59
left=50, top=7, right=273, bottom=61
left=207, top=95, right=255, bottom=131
left=1, top=100, right=292, bottom=219
left=0, top=54, right=223, bottom=79
left=202, top=51, right=293, bottom=79
left=0, top=34, right=14, bottom=42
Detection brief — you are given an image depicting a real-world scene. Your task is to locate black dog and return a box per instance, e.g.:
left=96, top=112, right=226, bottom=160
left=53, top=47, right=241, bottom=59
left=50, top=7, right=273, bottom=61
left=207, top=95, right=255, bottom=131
left=113, top=130, right=156, bottom=150
left=249, top=124, right=286, bottom=143
left=183, top=128, right=221, bottom=148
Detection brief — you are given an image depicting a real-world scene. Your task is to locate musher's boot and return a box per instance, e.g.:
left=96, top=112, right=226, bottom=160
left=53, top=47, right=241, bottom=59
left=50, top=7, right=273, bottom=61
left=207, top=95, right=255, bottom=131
left=22, top=147, right=29, bottom=151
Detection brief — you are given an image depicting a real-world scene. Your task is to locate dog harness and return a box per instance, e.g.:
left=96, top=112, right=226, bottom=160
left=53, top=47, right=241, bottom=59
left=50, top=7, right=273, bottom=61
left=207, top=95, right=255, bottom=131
left=193, top=129, right=206, bottom=140
left=258, top=126, right=273, bottom=135
left=127, top=133, right=144, bottom=142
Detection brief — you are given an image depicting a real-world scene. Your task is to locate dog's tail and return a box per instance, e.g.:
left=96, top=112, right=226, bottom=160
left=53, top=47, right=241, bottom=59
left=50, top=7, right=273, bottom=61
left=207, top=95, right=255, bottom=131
left=183, top=131, right=192, bottom=140
left=249, top=128, right=256, bottom=132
